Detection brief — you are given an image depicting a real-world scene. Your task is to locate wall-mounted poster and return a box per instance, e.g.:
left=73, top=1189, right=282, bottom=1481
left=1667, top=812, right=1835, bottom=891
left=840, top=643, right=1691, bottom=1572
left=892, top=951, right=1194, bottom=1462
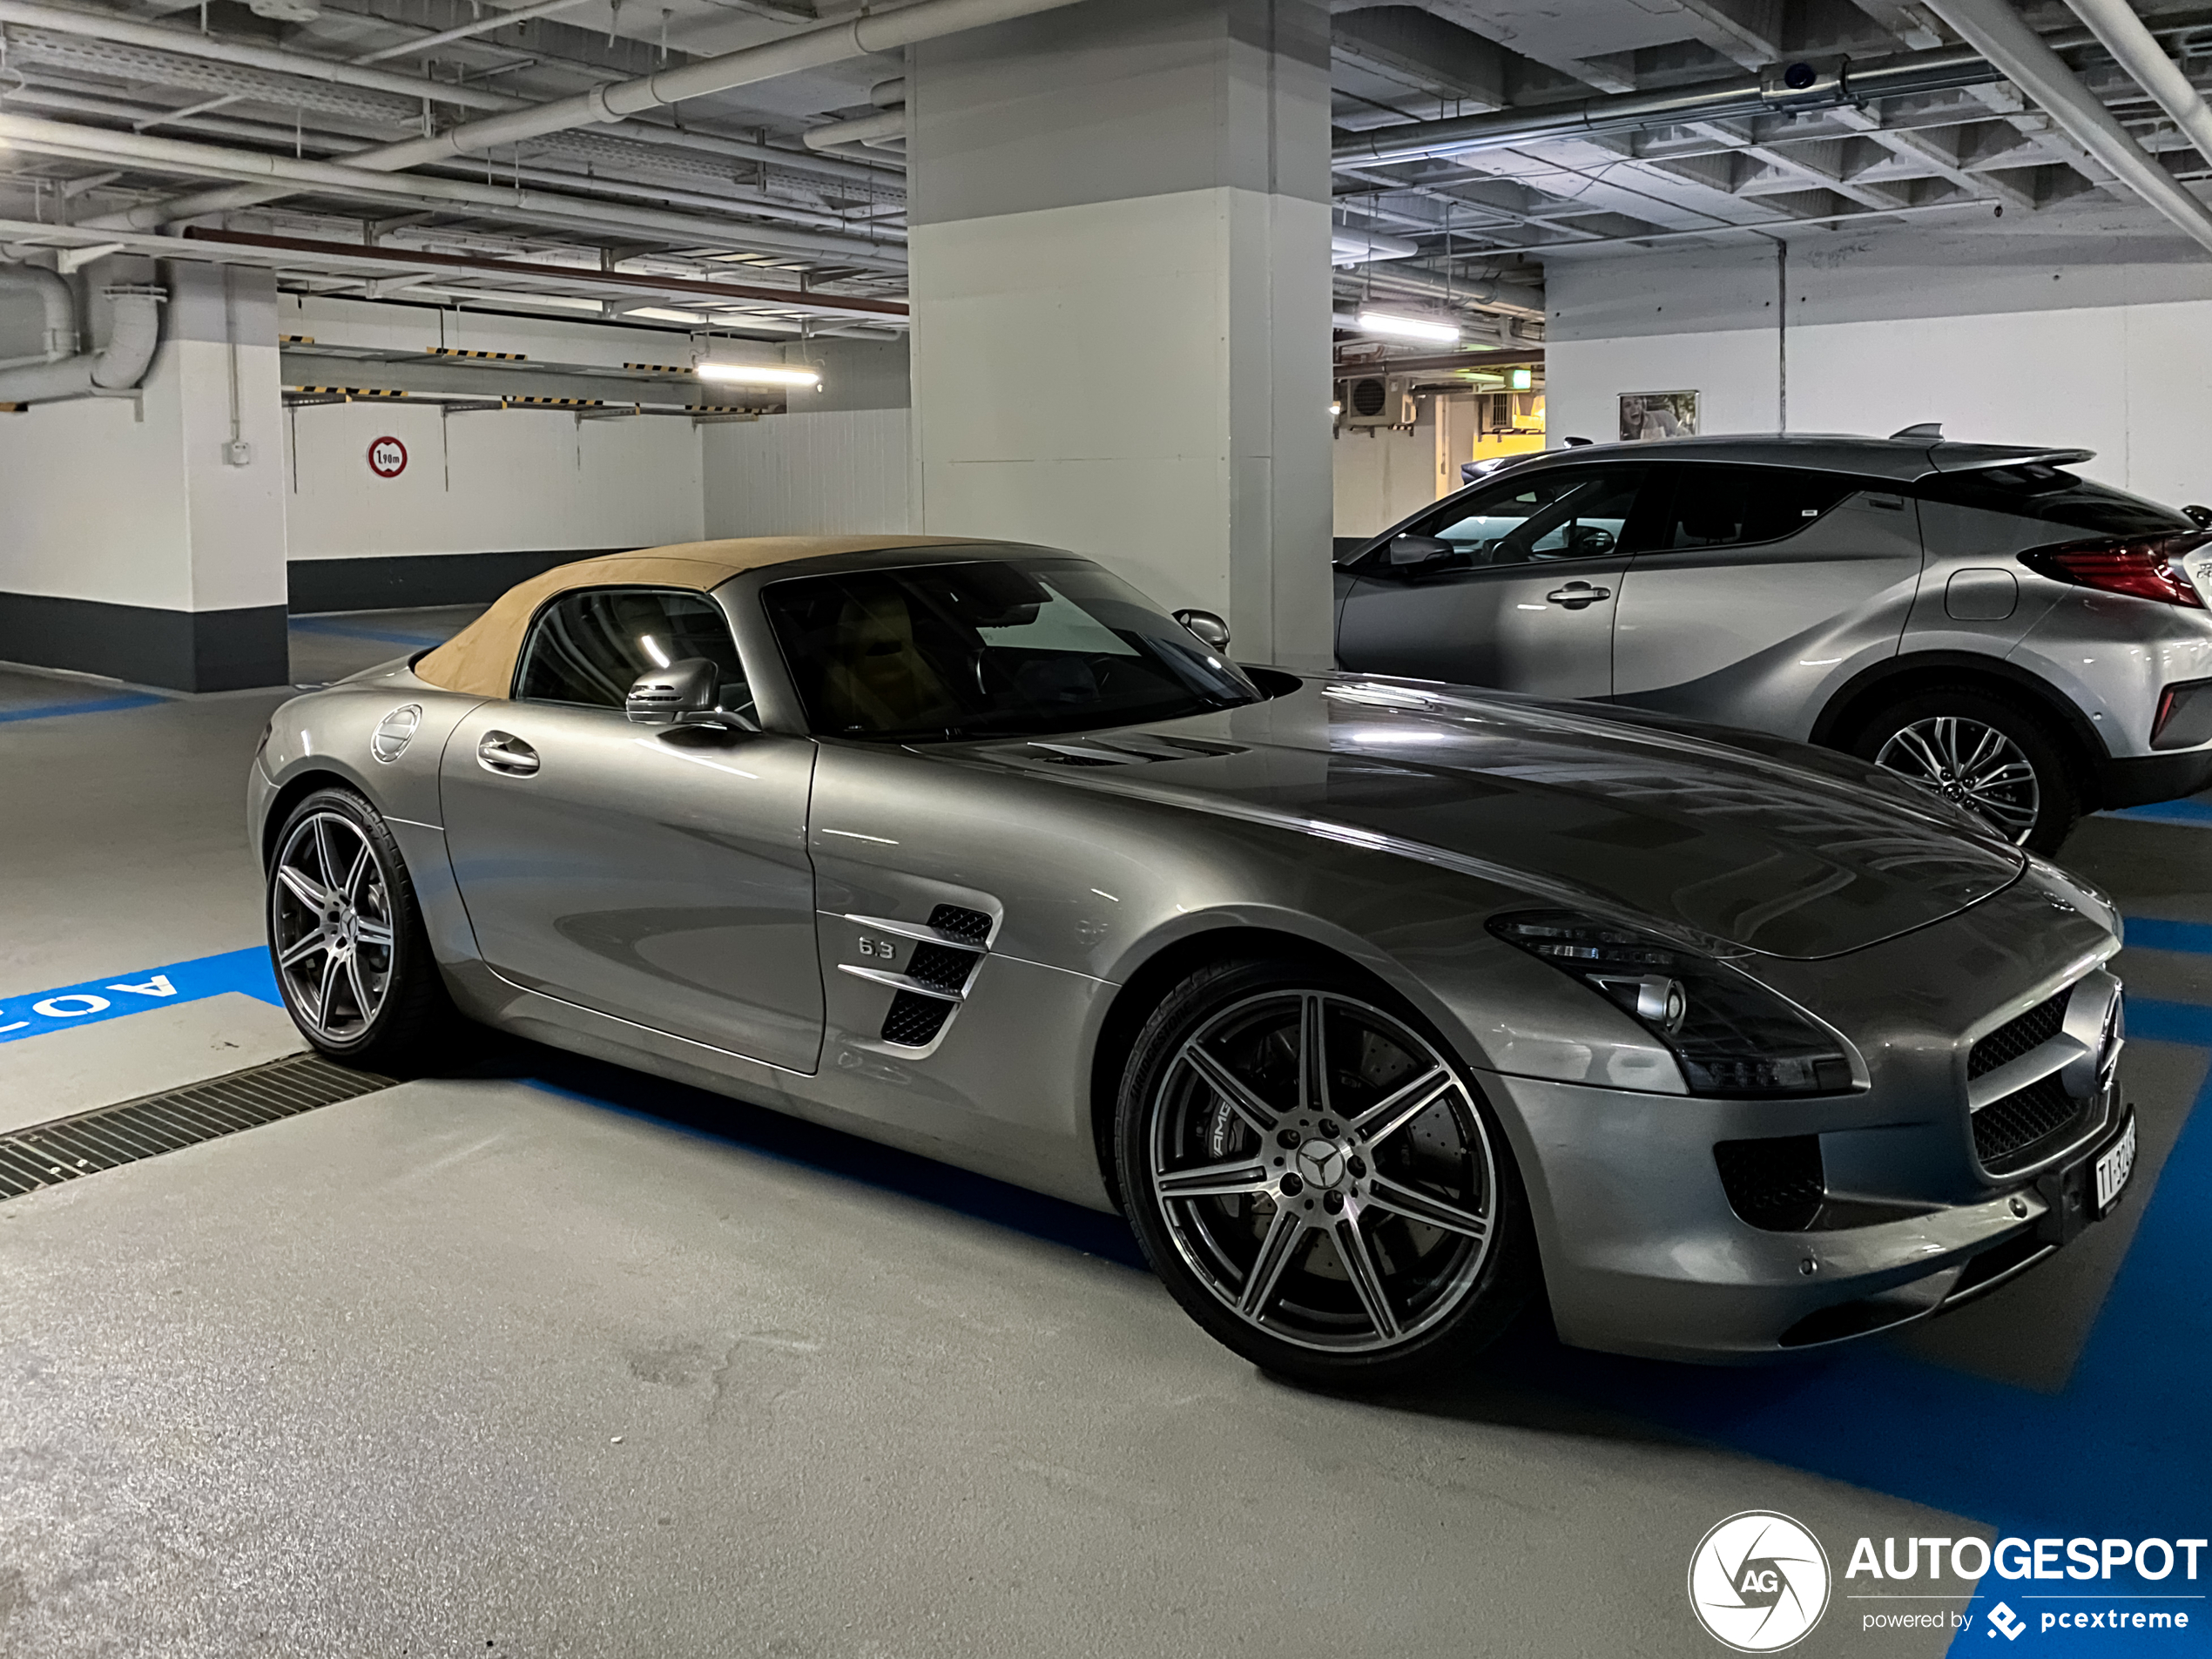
left=1619, top=391, right=1699, bottom=442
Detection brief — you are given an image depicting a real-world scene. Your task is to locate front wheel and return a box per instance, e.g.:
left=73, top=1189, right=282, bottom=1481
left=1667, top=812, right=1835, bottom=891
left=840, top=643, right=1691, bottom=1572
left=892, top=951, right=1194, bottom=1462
left=1115, top=957, right=1536, bottom=1390
left=1851, top=685, right=2082, bottom=854
left=266, top=786, right=458, bottom=1072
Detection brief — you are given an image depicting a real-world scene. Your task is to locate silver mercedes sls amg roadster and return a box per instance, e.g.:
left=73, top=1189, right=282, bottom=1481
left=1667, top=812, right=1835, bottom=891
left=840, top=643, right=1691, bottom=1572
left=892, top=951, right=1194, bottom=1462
left=249, top=536, right=2137, bottom=1386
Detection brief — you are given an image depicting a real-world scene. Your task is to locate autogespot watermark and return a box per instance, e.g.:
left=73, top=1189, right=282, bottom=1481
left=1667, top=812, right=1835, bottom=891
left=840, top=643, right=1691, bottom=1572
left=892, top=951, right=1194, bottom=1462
left=1691, top=1517, right=2209, bottom=1649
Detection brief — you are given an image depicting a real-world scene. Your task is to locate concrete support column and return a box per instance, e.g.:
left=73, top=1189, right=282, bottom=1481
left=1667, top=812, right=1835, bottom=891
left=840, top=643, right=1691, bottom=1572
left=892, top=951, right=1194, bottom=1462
left=907, top=0, right=1334, bottom=668
left=0, top=260, right=288, bottom=691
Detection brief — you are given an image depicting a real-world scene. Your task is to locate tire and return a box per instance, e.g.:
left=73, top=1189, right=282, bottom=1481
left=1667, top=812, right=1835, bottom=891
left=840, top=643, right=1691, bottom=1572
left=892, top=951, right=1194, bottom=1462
left=1114, top=955, right=1537, bottom=1391
left=266, top=786, right=460, bottom=1074
left=1850, top=685, right=2083, bottom=854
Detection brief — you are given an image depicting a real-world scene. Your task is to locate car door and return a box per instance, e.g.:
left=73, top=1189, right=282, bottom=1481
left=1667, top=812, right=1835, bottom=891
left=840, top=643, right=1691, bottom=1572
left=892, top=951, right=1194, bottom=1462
left=1335, top=463, right=1651, bottom=698
left=440, top=584, right=825, bottom=1072
left=1610, top=463, right=1925, bottom=737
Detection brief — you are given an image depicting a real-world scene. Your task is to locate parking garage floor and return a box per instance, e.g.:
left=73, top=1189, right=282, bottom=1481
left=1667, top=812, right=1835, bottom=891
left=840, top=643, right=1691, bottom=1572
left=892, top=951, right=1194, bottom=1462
left=2, top=611, right=2209, bottom=1657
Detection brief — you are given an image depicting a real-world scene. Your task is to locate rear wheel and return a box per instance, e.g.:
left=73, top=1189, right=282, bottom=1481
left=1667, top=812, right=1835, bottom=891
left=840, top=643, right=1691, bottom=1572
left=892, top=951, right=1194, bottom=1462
left=266, top=786, right=458, bottom=1073
left=1115, top=957, right=1536, bottom=1390
left=1851, top=685, right=2082, bottom=854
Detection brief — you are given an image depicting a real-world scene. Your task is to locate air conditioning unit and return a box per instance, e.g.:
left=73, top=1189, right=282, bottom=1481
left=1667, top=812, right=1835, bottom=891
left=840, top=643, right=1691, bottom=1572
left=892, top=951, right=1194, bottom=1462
left=1340, top=374, right=1414, bottom=428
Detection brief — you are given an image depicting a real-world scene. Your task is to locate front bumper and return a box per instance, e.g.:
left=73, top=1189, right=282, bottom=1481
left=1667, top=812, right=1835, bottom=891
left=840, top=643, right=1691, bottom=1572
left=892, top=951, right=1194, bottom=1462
left=1491, top=1067, right=2129, bottom=1362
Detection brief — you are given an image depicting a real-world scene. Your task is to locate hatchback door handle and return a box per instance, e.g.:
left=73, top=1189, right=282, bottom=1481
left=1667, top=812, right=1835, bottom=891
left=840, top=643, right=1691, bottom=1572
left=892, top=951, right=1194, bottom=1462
left=476, top=731, right=539, bottom=776
left=1545, top=581, right=1613, bottom=610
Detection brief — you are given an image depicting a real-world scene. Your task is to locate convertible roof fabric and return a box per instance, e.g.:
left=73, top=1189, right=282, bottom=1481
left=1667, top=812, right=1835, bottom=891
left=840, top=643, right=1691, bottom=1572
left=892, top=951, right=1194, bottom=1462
left=413, top=536, right=981, bottom=699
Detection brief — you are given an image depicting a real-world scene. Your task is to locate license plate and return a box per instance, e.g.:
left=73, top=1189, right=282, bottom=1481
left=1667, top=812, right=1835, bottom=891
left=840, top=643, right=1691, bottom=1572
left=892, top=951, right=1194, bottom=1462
left=2094, top=1115, right=2137, bottom=1216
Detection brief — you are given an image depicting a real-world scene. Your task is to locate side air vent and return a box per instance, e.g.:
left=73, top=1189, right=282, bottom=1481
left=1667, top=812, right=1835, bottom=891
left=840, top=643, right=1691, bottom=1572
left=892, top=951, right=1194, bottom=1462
left=882, top=992, right=954, bottom=1048
left=905, top=942, right=981, bottom=995
left=927, top=904, right=993, bottom=944
left=1714, top=1135, right=1825, bottom=1231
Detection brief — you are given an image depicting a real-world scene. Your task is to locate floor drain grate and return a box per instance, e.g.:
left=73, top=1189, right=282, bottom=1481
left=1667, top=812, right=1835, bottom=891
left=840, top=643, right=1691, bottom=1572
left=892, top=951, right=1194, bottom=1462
left=0, top=1053, right=391, bottom=1201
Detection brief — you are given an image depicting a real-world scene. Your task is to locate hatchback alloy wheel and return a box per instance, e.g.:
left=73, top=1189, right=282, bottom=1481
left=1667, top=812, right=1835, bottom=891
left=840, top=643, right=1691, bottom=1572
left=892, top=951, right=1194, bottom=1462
left=1873, top=715, right=2041, bottom=844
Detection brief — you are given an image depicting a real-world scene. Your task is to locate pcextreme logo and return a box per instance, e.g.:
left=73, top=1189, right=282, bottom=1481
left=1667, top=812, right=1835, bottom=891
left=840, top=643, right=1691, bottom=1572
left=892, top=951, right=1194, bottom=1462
left=1689, top=1511, right=1833, bottom=1652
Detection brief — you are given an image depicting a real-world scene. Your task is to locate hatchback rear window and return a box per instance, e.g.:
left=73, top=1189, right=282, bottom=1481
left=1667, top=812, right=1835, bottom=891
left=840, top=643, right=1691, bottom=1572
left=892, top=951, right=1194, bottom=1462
left=1914, top=465, right=2192, bottom=536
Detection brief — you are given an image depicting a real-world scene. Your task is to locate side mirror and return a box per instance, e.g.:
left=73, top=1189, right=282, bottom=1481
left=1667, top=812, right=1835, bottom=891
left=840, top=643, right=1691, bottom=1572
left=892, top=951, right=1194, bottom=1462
left=1387, top=532, right=1453, bottom=568
left=2186, top=504, right=2212, bottom=529
left=626, top=658, right=718, bottom=725
left=1173, top=609, right=1231, bottom=651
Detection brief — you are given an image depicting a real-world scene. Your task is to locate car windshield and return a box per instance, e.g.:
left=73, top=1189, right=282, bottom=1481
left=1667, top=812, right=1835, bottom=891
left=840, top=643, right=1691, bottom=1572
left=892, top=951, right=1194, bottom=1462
left=1916, top=464, right=2193, bottom=536
left=762, top=558, right=1261, bottom=741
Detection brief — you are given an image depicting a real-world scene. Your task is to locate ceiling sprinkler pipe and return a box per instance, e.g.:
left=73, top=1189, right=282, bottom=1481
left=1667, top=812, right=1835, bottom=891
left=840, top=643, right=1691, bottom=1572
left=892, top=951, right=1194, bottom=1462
left=2058, top=0, right=2212, bottom=177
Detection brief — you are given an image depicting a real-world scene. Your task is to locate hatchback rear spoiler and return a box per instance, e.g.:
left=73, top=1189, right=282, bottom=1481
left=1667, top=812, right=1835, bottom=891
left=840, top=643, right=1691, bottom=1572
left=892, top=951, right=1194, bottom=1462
left=1921, top=442, right=2095, bottom=475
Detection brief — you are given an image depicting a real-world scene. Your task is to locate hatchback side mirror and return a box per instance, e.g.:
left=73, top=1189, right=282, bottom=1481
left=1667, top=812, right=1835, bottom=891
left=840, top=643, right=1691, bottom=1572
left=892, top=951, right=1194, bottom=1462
left=1174, top=609, right=1231, bottom=651
left=1387, top=532, right=1454, bottom=569
left=626, top=658, right=718, bottom=725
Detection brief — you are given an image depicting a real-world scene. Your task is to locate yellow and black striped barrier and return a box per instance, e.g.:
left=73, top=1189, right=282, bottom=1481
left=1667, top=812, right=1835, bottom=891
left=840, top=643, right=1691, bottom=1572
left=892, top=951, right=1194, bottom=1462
left=426, top=347, right=529, bottom=361
left=288, top=386, right=408, bottom=399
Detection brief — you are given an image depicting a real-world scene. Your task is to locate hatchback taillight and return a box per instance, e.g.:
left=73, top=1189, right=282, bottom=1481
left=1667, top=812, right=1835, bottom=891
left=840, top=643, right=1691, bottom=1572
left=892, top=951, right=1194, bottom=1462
left=2020, top=536, right=2209, bottom=608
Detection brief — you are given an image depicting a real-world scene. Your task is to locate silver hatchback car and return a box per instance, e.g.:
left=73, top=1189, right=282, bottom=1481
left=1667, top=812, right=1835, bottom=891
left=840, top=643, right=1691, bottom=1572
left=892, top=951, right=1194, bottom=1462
left=1335, top=431, right=2212, bottom=851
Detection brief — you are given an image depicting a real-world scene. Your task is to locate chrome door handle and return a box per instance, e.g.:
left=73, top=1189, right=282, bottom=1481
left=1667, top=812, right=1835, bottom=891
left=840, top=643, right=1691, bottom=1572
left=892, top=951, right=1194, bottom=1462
left=476, top=731, right=539, bottom=776
left=1545, top=581, right=1613, bottom=610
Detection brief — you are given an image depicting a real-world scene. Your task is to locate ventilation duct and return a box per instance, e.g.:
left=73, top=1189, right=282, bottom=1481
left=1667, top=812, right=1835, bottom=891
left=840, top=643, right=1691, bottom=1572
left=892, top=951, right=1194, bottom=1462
left=0, top=278, right=163, bottom=405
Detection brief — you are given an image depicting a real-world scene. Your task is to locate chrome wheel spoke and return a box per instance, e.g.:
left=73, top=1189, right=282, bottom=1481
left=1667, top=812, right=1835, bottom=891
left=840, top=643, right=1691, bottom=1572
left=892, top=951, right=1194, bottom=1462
left=341, top=836, right=373, bottom=904
left=314, top=950, right=343, bottom=1028
left=354, top=916, right=395, bottom=949
left=1345, top=1066, right=1451, bottom=1147
left=276, top=863, right=329, bottom=911
left=1156, top=1157, right=1274, bottom=1201
left=1884, top=725, right=1945, bottom=779
left=1238, top=1205, right=1305, bottom=1320
left=1181, top=1042, right=1280, bottom=1136
left=311, top=816, right=341, bottom=891
left=1298, top=992, right=1332, bottom=1116
left=276, top=930, right=326, bottom=969
left=344, top=952, right=374, bottom=1028
left=1365, top=1173, right=1491, bottom=1239
left=1332, top=1217, right=1400, bottom=1341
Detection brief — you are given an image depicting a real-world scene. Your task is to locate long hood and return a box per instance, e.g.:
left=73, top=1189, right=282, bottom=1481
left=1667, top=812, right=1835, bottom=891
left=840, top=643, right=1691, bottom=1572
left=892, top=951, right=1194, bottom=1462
left=964, top=676, right=2026, bottom=960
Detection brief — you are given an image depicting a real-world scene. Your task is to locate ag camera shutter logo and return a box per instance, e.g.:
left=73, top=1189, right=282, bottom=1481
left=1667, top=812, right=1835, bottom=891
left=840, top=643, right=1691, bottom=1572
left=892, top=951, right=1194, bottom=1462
left=1689, top=1511, right=1831, bottom=1651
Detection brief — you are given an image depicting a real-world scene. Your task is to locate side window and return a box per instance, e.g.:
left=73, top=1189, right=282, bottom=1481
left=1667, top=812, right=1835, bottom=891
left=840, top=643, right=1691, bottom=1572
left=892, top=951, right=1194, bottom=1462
left=1651, top=465, right=1857, bottom=551
left=1381, top=466, right=1647, bottom=574
left=514, top=587, right=750, bottom=714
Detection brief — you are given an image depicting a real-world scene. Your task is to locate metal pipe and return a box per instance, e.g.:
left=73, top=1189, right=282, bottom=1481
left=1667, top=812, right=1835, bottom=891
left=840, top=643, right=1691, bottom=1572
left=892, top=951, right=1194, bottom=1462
left=1, top=111, right=907, bottom=268
left=1916, top=0, right=2212, bottom=253
left=0, top=283, right=162, bottom=403
left=803, top=108, right=907, bottom=151
left=0, top=0, right=523, bottom=111
left=1345, top=261, right=1546, bottom=319
left=354, top=0, right=597, bottom=64
left=1332, top=44, right=2004, bottom=167
left=0, top=261, right=78, bottom=361
left=91, top=0, right=1089, bottom=229
left=2058, top=0, right=2212, bottom=177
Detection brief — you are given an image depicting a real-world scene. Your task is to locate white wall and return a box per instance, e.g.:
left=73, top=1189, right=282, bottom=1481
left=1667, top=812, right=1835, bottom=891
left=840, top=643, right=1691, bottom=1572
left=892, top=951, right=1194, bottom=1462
left=1543, top=212, right=2212, bottom=508
left=1331, top=396, right=1446, bottom=538
left=279, top=295, right=705, bottom=562
left=701, top=408, right=913, bottom=537
left=285, top=399, right=703, bottom=560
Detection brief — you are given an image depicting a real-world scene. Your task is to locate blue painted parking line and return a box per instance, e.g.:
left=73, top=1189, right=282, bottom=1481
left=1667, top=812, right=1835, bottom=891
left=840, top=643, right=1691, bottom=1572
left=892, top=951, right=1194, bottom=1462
left=2111, top=798, right=2212, bottom=827
left=288, top=617, right=444, bottom=648
left=0, top=691, right=166, bottom=725
left=2122, top=916, right=2212, bottom=956
left=0, top=947, right=281, bottom=1045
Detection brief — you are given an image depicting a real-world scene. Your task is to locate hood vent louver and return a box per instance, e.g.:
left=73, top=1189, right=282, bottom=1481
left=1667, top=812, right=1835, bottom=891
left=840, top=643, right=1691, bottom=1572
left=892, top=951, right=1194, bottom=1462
left=1020, top=734, right=1247, bottom=768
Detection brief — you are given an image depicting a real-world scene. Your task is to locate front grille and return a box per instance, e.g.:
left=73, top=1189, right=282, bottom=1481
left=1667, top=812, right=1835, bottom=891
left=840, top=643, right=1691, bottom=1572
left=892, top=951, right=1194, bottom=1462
left=881, top=992, right=953, bottom=1048
left=1975, top=1073, right=2097, bottom=1174
left=904, top=942, right=979, bottom=995
left=927, top=904, right=993, bottom=944
left=1970, top=990, right=2069, bottom=1081
left=1714, top=1135, right=1825, bottom=1231
left=0, top=1055, right=388, bottom=1202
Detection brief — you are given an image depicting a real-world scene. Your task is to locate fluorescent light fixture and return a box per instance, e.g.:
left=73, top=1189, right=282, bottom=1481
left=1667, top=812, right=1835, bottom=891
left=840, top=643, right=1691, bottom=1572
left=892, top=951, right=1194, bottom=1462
left=1510, top=367, right=1533, bottom=391
left=1329, top=400, right=1343, bottom=417
left=696, top=362, right=822, bottom=387
left=1356, top=310, right=1460, bottom=345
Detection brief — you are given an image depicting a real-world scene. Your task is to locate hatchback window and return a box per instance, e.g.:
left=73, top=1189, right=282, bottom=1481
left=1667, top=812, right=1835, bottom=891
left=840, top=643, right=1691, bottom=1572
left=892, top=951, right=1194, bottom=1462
left=1376, top=466, right=1646, bottom=573
left=1914, top=465, right=2192, bottom=537
left=515, top=587, right=748, bottom=711
left=1651, top=465, right=1858, bottom=550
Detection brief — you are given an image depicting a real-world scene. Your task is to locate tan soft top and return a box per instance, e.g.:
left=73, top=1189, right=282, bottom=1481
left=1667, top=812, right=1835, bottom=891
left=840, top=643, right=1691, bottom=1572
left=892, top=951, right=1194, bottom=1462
left=414, top=535, right=985, bottom=698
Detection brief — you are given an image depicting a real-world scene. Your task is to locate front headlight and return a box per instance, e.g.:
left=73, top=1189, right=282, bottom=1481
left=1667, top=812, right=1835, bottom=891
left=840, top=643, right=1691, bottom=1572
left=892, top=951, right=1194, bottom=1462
left=1488, top=910, right=1857, bottom=1098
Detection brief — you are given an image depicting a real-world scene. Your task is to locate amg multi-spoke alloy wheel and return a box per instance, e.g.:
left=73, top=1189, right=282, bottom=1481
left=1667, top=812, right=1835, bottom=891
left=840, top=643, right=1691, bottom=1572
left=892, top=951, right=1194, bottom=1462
left=1853, top=685, right=2080, bottom=853
left=266, top=786, right=455, bottom=1070
left=1116, top=958, right=1534, bottom=1388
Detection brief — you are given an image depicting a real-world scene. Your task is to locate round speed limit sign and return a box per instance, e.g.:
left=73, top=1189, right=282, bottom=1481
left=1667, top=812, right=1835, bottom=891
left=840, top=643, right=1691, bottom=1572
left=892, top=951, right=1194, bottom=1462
left=368, top=435, right=408, bottom=478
